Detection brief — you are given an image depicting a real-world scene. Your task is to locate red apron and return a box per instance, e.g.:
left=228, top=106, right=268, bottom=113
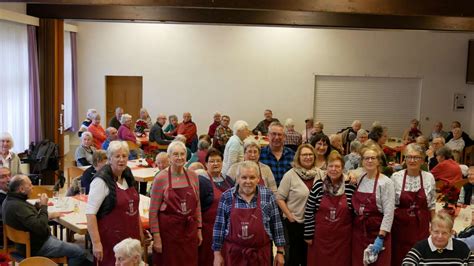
left=351, top=173, right=392, bottom=266
left=198, top=174, right=231, bottom=266
left=308, top=192, right=352, bottom=266
left=223, top=189, right=271, bottom=266
left=97, top=183, right=141, bottom=266
left=152, top=170, right=198, bottom=266
left=391, top=171, right=430, bottom=266
left=258, top=165, right=265, bottom=186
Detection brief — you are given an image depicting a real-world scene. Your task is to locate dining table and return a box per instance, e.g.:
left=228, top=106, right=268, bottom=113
left=435, top=202, right=473, bottom=233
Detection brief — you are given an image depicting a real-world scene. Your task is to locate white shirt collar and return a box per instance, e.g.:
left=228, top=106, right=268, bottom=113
left=428, top=235, right=453, bottom=252
left=0, top=152, right=12, bottom=167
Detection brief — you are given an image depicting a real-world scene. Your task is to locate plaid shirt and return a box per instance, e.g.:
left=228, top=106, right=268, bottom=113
left=259, top=146, right=295, bottom=186
left=284, top=129, right=302, bottom=146
left=214, top=125, right=233, bottom=145
left=212, top=185, right=285, bottom=251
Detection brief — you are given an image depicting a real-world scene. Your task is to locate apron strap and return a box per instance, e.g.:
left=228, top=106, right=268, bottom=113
left=168, top=167, right=192, bottom=189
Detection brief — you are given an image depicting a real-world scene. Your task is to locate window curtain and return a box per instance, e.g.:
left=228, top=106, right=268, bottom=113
left=70, top=32, right=78, bottom=132
left=28, top=25, right=42, bottom=144
left=0, top=21, right=30, bottom=152
left=64, top=31, right=73, bottom=130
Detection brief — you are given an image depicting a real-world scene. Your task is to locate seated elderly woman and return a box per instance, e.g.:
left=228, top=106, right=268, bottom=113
left=0, top=132, right=21, bottom=175
left=87, top=112, right=107, bottom=149
left=114, top=238, right=146, bottom=266
left=75, top=131, right=96, bottom=166
left=329, top=134, right=344, bottom=155
left=118, top=113, right=144, bottom=159
left=78, top=108, right=96, bottom=137
left=164, top=114, right=179, bottom=136
left=402, top=119, right=423, bottom=144
left=431, top=146, right=462, bottom=185
left=357, top=129, right=369, bottom=144
left=80, top=150, right=108, bottom=194
left=458, top=166, right=474, bottom=205
left=446, top=127, right=465, bottom=162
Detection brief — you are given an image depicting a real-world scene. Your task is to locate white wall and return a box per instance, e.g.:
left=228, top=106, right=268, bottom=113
left=75, top=22, right=474, bottom=137
left=0, top=3, right=25, bottom=14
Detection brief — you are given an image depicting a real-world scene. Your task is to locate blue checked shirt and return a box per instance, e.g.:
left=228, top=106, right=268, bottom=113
left=259, top=146, right=295, bottom=186
left=212, top=185, right=286, bottom=251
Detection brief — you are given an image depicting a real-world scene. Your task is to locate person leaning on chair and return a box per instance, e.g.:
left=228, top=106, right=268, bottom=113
left=2, top=175, right=90, bottom=266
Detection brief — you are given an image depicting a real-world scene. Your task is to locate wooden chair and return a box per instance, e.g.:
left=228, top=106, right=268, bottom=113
left=462, top=145, right=474, bottom=166
left=19, top=256, right=58, bottom=266
left=453, top=178, right=468, bottom=190
left=126, top=140, right=140, bottom=151
left=66, top=166, right=85, bottom=188
left=149, top=141, right=169, bottom=151
left=3, top=224, right=67, bottom=265
left=28, top=185, right=54, bottom=199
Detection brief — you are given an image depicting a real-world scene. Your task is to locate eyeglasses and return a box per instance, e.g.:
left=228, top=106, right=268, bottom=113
left=363, top=156, right=378, bottom=162
left=405, top=156, right=423, bottom=161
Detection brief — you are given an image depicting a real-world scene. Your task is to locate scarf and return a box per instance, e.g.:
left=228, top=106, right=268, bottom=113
left=322, top=175, right=345, bottom=196
left=293, top=167, right=321, bottom=181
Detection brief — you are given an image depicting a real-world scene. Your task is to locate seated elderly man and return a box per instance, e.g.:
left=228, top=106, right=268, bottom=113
left=212, top=161, right=285, bottom=266
left=102, top=127, right=118, bottom=150
left=109, top=106, right=124, bottom=130
left=207, top=112, right=221, bottom=139
left=0, top=132, right=22, bottom=176
left=446, top=127, right=465, bottom=161
left=252, top=109, right=280, bottom=136
left=2, top=175, right=89, bottom=265
left=222, top=120, right=250, bottom=175
left=0, top=167, right=11, bottom=247
left=403, top=213, right=473, bottom=265
left=427, top=137, right=445, bottom=170
left=429, top=121, right=449, bottom=141
left=149, top=114, right=174, bottom=145
left=213, top=115, right=233, bottom=153
left=176, top=112, right=198, bottom=152
left=154, top=152, right=170, bottom=171
left=337, top=120, right=362, bottom=151
left=431, top=147, right=462, bottom=185
left=446, top=121, right=473, bottom=147
left=283, top=118, right=302, bottom=152
left=114, top=238, right=145, bottom=266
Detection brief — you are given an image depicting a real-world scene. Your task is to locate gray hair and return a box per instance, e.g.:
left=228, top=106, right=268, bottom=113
left=233, top=120, right=249, bottom=134
left=0, top=132, right=14, bottom=148
left=86, top=109, right=97, bottom=120
left=352, top=120, right=361, bottom=127
left=284, top=118, right=295, bottom=127
left=174, top=134, right=187, bottom=143
left=243, top=139, right=261, bottom=153
left=92, top=150, right=108, bottom=167
left=329, top=134, right=342, bottom=143
left=431, top=212, right=454, bottom=231
left=113, top=238, right=143, bottom=264
left=120, top=114, right=132, bottom=125
left=168, top=114, right=178, bottom=121
left=198, top=139, right=210, bottom=151
left=269, top=121, right=284, bottom=132
left=357, top=129, right=368, bottom=138
left=405, top=143, right=425, bottom=158
left=90, top=112, right=101, bottom=120
left=155, top=152, right=168, bottom=161
left=9, top=174, right=27, bottom=193
left=105, top=127, right=117, bottom=137
left=350, top=140, right=362, bottom=153
left=167, top=141, right=187, bottom=157
left=236, top=161, right=260, bottom=179
left=432, top=137, right=445, bottom=145
left=314, top=121, right=324, bottom=129
left=436, top=146, right=453, bottom=160
left=81, top=131, right=93, bottom=140
left=107, top=141, right=130, bottom=159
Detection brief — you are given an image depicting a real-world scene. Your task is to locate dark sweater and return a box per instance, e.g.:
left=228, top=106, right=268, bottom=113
left=94, top=164, right=137, bottom=219
left=198, top=175, right=234, bottom=212
left=109, top=116, right=121, bottom=130
left=2, top=192, right=50, bottom=255
left=149, top=122, right=173, bottom=145
left=403, top=238, right=474, bottom=265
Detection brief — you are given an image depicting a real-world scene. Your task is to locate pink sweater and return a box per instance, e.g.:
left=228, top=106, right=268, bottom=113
left=118, top=125, right=136, bottom=142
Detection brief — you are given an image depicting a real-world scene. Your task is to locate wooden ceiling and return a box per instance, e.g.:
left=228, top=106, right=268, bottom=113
left=24, top=0, right=474, bottom=31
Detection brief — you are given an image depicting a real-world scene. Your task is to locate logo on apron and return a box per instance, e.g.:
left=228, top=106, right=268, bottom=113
left=325, top=207, right=339, bottom=222
left=408, top=202, right=417, bottom=217
left=178, top=199, right=191, bottom=215
left=126, top=199, right=137, bottom=216
left=358, top=204, right=366, bottom=216
left=238, top=222, right=255, bottom=240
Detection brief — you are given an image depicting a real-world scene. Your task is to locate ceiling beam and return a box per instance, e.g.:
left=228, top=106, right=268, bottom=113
left=26, top=4, right=474, bottom=31
left=22, top=0, right=474, bottom=17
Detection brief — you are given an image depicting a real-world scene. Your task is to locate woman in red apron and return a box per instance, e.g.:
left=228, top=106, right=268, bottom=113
left=352, top=145, right=395, bottom=266
left=304, top=151, right=355, bottom=266
left=86, top=141, right=142, bottom=266
left=391, top=144, right=434, bottom=266
left=198, top=149, right=234, bottom=266
left=149, top=141, right=202, bottom=266
left=227, top=140, right=278, bottom=194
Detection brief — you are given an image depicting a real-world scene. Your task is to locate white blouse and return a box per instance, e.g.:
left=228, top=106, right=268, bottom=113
left=391, top=169, right=436, bottom=210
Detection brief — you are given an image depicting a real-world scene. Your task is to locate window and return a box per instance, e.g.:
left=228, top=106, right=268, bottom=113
left=0, top=20, right=30, bottom=152
left=64, top=31, right=73, bottom=130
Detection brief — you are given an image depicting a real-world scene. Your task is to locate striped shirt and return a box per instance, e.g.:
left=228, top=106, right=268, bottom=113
left=149, top=168, right=202, bottom=234
left=303, top=178, right=356, bottom=239
left=259, top=146, right=295, bottom=186
left=403, top=237, right=474, bottom=265
left=212, top=185, right=285, bottom=251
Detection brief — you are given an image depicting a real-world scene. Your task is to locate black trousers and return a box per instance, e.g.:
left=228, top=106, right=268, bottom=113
left=285, top=220, right=307, bottom=266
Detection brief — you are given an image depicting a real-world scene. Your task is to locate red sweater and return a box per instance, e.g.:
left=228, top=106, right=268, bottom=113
left=177, top=121, right=197, bottom=145
left=431, top=159, right=462, bottom=184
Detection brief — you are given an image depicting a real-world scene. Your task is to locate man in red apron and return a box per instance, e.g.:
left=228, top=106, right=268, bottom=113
left=211, top=161, right=286, bottom=266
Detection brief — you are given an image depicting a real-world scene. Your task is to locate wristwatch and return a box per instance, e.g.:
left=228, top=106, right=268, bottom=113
left=377, top=234, right=385, bottom=240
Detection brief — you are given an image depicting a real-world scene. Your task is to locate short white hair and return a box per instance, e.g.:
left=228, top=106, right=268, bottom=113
left=284, top=118, right=294, bottom=127
left=120, top=114, right=132, bottom=124
left=352, top=120, right=361, bottom=127
left=107, top=141, right=130, bottom=159
left=86, top=109, right=97, bottom=120
left=0, top=132, right=14, bottom=148
left=155, top=152, right=168, bottom=160
left=174, top=134, right=187, bottom=143
left=233, top=120, right=249, bottom=134
left=167, top=141, right=187, bottom=157
left=90, top=112, right=101, bottom=120
left=113, top=238, right=143, bottom=264
left=81, top=131, right=93, bottom=140
left=237, top=161, right=260, bottom=179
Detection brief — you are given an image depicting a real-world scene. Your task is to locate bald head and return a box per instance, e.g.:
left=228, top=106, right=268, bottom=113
left=9, top=175, right=30, bottom=193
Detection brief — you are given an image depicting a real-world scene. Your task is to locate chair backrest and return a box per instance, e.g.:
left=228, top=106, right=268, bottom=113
left=453, top=178, right=469, bottom=190
left=463, top=145, right=474, bottom=166
left=66, top=166, right=85, bottom=188
left=19, top=256, right=58, bottom=266
left=126, top=140, right=139, bottom=151
left=4, top=224, right=31, bottom=257
left=29, top=185, right=54, bottom=199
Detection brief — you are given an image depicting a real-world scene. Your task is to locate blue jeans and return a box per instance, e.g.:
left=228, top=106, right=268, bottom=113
left=35, top=236, right=89, bottom=266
